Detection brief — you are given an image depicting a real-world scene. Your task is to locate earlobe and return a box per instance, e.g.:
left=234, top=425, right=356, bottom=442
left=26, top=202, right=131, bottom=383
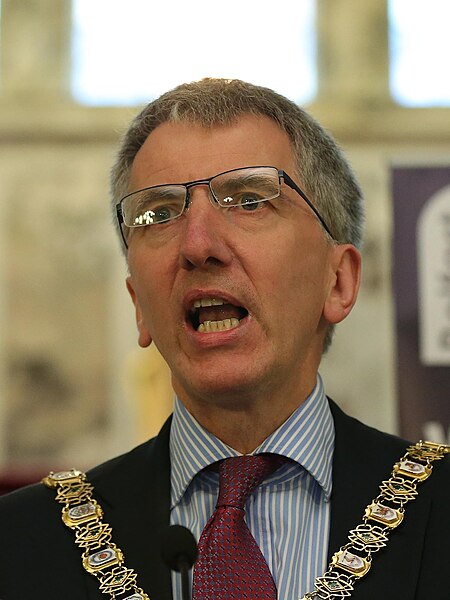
left=323, top=244, right=361, bottom=325
left=126, top=277, right=153, bottom=348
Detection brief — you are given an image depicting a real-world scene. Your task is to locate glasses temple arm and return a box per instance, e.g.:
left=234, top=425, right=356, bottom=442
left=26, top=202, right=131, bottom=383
left=280, top=172, right=335, bottom=241
left=116, top=204, right=129, bottom=250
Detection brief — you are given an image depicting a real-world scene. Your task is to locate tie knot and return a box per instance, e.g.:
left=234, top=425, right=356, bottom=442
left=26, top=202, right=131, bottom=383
left=217, top=454, right=284, bottom=509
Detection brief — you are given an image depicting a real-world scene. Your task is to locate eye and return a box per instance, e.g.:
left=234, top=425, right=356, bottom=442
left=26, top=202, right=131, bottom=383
left=131, top=203, right=180, bottom=226
left=126, top=185, right=186, bottom=227
left=237, top=193, right=266, bottom=211
left=152, top=204, right=179, bottom=223
left=219, top=191, right=265, bottom=210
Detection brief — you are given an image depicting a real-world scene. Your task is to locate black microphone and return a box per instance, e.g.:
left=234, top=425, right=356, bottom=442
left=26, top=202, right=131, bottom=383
left=161, top=524, right=198, bottom=600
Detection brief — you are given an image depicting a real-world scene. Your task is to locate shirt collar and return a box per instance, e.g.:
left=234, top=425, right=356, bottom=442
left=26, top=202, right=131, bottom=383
left=169, top=374, right=334, bottom=507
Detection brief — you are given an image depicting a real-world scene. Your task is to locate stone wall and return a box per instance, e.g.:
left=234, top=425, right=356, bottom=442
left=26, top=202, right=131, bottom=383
left=1, top=0, right=449, bottom=472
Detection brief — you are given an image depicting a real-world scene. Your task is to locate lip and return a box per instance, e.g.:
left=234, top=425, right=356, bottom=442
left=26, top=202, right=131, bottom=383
left=182, top=288, right=251, bottom=344
left=183, top=288, right=248, bottom=313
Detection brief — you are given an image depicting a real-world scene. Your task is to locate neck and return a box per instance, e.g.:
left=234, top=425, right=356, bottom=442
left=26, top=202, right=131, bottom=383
left=176, top=378, right=317, bottom=454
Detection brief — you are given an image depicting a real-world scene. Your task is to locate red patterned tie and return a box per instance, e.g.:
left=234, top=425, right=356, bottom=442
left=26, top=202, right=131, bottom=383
left=192, top=454, right=284, bottom=600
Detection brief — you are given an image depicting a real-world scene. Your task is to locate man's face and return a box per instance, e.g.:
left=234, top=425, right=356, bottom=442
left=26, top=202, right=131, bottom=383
left=126, top=115, right=352, bottom=413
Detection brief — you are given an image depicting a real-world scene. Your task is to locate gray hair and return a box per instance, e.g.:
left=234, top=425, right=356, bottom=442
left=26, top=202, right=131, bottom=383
left=110, top=78, right=364, bottom=349
left=111, top=78, right=363, bottom=245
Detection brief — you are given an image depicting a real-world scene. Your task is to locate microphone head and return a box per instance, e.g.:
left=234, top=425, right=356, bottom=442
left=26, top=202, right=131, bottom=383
left=161, top=524, right=198, bottom=572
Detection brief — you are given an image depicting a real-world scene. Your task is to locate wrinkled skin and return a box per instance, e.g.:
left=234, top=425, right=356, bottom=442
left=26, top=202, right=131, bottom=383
left=126, top=115, right=361, bottom=451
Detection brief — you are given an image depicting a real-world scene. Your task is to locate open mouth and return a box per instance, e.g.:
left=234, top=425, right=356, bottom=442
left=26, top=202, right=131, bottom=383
left=188, top=298, right=248, bottom=333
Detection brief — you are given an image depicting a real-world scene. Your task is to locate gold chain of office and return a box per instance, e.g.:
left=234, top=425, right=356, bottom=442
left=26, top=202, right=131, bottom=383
left=301, top=439, right=449, bottom=599
left=43, top=440, right=449, bottom=600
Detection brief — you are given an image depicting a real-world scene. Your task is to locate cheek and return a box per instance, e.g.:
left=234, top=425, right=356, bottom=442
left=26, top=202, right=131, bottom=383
left=129, top=260, right=171, bottom=318
left=129, top=240, right=175, bottom=282
left=268, top=241, right=330, bottom=313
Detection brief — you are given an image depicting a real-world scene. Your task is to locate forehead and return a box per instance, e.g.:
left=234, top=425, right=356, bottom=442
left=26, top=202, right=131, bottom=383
left=129, top=114, right=297, bottom=190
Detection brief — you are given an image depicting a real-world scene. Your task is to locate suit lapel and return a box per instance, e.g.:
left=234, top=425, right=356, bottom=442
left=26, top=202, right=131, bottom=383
left=327, top=400, right=431, bottom=598
left=88, top=417, right=173, bottom=600
left=327, top=400, right=391, bottom=561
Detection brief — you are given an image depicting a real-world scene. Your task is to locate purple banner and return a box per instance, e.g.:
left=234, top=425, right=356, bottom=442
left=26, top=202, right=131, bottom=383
left=392, top=166, right=450, bottom=443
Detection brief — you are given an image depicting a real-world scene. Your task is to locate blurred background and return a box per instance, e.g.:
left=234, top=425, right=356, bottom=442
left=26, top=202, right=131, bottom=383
left=0, top=0, right=449, bottom=492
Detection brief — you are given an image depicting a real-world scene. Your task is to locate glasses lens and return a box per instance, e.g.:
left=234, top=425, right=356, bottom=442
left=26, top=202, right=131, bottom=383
left=211, top=167, right=280, bottom=209
left=122, top=185, right=186, bottom=226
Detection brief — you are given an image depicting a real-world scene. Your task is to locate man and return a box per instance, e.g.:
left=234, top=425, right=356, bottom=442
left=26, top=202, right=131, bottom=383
left=0, top=79, right=448, bottom=600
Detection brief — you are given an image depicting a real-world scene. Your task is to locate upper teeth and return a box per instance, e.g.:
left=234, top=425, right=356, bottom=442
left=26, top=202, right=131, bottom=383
left=193, top=298, right=225, bottom=308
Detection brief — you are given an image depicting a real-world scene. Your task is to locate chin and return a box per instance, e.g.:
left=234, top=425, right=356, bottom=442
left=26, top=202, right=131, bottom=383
left=177, top=371, right=265, bottom=407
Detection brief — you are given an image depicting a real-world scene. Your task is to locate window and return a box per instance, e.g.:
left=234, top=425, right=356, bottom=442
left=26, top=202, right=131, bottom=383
left=71, top=0, right=316, bottom=106
left=389, top=0, right=450, bottom=106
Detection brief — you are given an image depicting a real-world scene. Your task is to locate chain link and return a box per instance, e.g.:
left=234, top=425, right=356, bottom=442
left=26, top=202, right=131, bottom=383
left=300, top=440, right=449, bottom=600
left=43, top=469, right=150, bottom=600
left=42, top=440, right=449, bottom=600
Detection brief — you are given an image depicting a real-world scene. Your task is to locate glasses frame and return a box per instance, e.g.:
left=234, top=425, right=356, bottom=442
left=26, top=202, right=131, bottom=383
left=115, top=165, right=335, bottom=249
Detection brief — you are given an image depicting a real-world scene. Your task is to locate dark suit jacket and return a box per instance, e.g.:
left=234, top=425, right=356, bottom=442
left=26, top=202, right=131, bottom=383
left=0, top=400, right=449, bottom=599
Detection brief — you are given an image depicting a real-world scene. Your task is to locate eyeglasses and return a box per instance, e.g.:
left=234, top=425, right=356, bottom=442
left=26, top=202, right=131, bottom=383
left=116, top=165, right=334, bottom=248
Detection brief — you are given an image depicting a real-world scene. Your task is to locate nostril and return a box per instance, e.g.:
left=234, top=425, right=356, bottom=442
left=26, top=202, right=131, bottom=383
left=180, top=255, right=199, bottom=271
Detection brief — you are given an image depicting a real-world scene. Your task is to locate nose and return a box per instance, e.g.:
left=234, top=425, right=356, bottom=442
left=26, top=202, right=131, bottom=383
left=178, top=186, right=233, bottom=270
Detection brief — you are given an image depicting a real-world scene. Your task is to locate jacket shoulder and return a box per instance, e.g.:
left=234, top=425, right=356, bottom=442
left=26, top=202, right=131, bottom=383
left=328, top=398, right=450, bottom=599
left=0, top=424, right=170, bottom=599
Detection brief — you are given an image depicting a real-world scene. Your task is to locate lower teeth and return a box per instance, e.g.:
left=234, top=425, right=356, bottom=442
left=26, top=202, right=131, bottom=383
left=197, top=318, right=240, bottom=333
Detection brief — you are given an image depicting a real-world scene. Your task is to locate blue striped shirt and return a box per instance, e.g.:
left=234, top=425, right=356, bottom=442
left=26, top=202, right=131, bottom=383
left=169, top=375, right=334, bottom=600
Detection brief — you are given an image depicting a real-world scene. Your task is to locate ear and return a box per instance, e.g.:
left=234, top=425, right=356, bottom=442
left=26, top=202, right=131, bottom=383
left=323, top=244, right=361, bottom=325
left=126, top=276, right=153, bottom=348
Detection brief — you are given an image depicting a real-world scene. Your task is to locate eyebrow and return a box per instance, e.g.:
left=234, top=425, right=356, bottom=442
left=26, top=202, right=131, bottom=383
left=136, top=185, right=186, bottom=200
